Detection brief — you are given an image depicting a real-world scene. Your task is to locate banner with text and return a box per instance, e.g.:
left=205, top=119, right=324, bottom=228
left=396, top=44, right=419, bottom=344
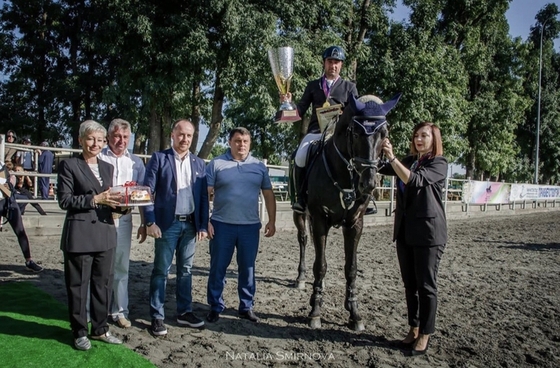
left=509, top=184, right=560, bottom=201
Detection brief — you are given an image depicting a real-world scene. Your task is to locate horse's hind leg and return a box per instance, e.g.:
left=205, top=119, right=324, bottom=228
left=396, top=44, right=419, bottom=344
left=342, top=222, right=365, bottom=331
left=309, top=222, right=328, bottom=329
left=294, top=212, right=307, bottom=289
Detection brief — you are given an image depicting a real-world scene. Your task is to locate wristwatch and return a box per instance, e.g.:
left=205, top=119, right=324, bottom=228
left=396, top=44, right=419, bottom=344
left=145, top=222, right=154, bottom=227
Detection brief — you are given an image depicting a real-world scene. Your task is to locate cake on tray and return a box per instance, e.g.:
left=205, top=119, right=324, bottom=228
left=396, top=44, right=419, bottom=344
left=109, top=184, right=153, bottom=206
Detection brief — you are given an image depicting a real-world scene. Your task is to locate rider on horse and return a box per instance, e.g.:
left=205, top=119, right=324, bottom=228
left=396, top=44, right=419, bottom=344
left=281, top=46, right=358, bottom=213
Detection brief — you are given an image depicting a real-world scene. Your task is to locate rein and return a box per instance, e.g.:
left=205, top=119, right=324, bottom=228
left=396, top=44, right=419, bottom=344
left=322, top=117, right=387, bottom=215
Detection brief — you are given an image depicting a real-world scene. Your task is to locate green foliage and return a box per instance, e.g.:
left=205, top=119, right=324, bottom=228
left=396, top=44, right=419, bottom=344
left=0, top=0, right=558, bottom=184
left=362, top=19, right=469, bottom=162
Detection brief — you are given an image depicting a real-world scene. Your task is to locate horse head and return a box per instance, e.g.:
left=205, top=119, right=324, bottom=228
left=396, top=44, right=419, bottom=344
left=334, top=93, right=402, bottom=195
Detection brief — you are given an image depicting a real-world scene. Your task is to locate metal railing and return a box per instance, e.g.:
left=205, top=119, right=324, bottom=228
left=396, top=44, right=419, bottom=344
left=1, top=136, right=555, bottom=216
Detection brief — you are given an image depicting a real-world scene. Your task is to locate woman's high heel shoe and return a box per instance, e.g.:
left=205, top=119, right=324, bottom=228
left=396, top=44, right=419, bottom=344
left=399, top=327, right=419, bottom=348
left=410, top=337, right=430, bottom=356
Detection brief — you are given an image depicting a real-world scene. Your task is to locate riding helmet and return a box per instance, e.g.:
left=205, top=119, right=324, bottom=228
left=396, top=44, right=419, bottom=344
left=322, top=46, right=346, bottom=61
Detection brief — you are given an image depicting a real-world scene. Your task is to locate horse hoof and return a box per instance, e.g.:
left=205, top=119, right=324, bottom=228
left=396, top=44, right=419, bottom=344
left=349, top=320, right=365, bottom=331
left=295, top=280, right=306, bottom=290
left=309, top=317, right=322, bottom=329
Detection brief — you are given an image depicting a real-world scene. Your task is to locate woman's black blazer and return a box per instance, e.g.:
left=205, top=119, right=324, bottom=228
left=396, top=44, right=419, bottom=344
left=57, top=155, right=117, bottom=253
left=380, top=155, right=448, bottom=246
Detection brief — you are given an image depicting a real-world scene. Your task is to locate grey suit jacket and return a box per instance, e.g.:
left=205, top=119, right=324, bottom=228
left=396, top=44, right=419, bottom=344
left=57, top=155, right=117, bottom=253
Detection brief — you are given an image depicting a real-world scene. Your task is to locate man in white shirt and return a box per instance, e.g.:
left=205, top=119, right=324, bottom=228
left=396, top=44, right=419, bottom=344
left=98, top=118, right=146, bottom=328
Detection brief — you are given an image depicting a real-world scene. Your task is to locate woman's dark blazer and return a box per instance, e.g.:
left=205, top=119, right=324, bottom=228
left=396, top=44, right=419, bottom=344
left=57, top=155, right=117, bottom=253
left=379, top=155, right=448, bottom=246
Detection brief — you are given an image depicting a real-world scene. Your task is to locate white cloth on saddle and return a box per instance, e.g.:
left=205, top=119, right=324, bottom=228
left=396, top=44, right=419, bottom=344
left=295, top=133, right=322, bottom=168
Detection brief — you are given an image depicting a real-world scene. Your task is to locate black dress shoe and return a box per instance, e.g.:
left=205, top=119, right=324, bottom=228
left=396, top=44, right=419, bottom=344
left=409, top=338, right=430, bottom=356
left=238, top=310, right=259, bottom=322
left=206, top=311, right=220, bottom=323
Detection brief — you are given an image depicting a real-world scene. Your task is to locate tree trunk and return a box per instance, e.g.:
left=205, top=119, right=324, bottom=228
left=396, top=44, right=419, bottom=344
left=191, top=78, right=202, bottom=155
left=198, top=76, right=225, bottom=159
left=148, top=105, right=161, bottom=155
left=465, top=150, right=475, bottom=180
left=161, top=102, right=172, bottom=149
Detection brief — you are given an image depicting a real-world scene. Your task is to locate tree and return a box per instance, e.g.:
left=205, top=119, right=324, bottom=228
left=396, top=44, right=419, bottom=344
left=360, top=10, right=469, bottom=162
left=520, top=3, right=560, bottom=184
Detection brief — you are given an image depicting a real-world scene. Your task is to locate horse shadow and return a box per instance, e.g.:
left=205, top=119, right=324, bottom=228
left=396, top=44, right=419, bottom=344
left=477, top=240, right=560, bottom=251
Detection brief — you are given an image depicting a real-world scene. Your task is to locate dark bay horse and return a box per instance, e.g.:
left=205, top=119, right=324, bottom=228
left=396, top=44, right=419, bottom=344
left=293, top=93, right=401, bottom=330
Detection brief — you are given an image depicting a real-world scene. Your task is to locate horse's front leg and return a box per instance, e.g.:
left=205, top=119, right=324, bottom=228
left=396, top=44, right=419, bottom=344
left=309, top=220, right=328, bottom=329
left=294, top=212, right=307, bottom=289
left=342, top=218, right=365, bottom=331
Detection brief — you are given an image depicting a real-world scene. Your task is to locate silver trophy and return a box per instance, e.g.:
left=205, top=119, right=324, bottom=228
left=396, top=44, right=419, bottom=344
left=268, top=47, right=301, bottom=123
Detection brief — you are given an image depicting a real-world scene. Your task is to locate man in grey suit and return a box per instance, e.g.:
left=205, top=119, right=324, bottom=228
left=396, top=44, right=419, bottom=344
left=99, top=118, right=146, bottom=329
left=140, top=119, right=209, bottom=336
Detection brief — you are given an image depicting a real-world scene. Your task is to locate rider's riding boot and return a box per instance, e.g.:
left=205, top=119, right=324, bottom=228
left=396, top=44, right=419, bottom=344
left=292, top=166, right=307, bottom=214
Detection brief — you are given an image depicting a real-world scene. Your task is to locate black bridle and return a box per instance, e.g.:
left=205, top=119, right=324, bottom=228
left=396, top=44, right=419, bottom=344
left=322, top=115, right=388, bottom=212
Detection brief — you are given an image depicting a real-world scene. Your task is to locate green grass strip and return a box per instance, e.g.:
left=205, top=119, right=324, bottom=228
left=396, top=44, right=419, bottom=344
left=0, top=281, right=155, bottom=368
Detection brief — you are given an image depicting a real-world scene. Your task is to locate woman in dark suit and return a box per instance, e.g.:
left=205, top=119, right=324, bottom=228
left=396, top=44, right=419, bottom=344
left=380, top=122, right=448, bottom=356
left=57, top=120, right=123, bottom=350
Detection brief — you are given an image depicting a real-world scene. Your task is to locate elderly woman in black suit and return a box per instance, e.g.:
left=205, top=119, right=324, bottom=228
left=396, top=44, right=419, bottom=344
left=57, top=120, right=124, bottom=350
left=380, top=122, right=448, bottom=356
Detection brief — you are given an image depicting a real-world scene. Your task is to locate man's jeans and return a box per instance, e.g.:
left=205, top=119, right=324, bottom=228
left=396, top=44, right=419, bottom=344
left=110, top=213, right=133, bottom=319
left=150, top=219, right=197, bottom=320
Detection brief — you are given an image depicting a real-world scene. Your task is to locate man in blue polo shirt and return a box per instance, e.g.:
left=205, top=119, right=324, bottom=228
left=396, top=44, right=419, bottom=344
left=205, top=127, right=276, bottom=323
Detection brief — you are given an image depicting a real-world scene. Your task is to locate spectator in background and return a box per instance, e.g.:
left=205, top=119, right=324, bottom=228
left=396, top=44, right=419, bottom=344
left=16, top=137, right=35, bottom=171
left=0, top=160, right=43, bottom=272
left=4, top=130, right=18, bottom=164
left=38, top=141, right=54, bottom=200
left=13, top=164, right=47, bottom=215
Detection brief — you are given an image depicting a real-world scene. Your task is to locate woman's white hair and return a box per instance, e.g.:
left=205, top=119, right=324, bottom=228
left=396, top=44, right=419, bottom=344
left=79, top=120, right=107, bottom=139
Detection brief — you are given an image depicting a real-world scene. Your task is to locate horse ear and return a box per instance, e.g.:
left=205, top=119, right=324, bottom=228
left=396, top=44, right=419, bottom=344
left=349, top=93, right=365, bottom=112
left=380, top=92, right=402, bottom=114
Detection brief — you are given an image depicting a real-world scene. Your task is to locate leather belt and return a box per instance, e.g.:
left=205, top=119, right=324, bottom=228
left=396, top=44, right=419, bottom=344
left=175, top=213, right=194, bottom=222
left=112, top=208, right=132, bottom=219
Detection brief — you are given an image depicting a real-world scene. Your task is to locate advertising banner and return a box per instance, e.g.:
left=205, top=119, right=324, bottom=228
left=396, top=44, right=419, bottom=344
left=510, top=184, right=560, bottom=201
left=463, top=181, right=510, bottom=204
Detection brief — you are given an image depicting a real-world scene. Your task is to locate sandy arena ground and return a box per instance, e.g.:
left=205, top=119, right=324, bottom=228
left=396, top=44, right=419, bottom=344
left=1, top=211, right=559, bottom=367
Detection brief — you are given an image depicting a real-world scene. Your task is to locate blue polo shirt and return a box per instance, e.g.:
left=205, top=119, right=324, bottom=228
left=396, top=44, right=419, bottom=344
left=206, top=149, right=272, bottom=225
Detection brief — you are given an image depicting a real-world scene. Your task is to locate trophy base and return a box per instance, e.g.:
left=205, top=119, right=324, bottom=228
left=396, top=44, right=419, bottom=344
left=275, top=109, right=301, bottom=123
